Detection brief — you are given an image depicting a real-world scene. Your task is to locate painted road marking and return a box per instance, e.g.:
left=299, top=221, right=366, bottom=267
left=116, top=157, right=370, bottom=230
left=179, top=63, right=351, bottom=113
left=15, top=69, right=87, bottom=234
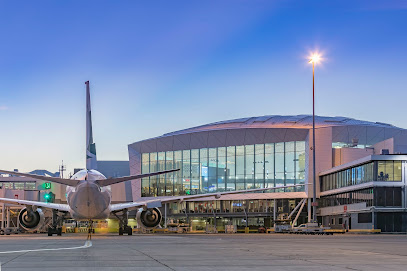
left=0, top=240, right=92, bottom=254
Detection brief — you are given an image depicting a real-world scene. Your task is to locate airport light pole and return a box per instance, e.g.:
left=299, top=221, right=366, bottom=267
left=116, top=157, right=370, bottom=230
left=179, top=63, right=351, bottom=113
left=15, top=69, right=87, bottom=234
left=309, top=53, right=320, bottom=223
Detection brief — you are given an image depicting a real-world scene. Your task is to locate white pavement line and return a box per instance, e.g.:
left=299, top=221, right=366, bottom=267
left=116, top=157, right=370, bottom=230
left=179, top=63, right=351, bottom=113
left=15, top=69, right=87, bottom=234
left=0, top=240, right=92, bottom=254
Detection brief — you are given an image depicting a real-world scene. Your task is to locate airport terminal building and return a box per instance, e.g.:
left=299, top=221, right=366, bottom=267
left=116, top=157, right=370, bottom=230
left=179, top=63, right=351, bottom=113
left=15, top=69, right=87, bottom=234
left=128, top=115, right=407, bottom=232
left=3, top=115, right=407, bottom=233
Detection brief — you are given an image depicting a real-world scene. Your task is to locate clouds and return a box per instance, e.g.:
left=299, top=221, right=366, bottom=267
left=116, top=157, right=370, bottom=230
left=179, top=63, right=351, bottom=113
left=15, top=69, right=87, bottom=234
left=0, top=105, right=8, bottom=111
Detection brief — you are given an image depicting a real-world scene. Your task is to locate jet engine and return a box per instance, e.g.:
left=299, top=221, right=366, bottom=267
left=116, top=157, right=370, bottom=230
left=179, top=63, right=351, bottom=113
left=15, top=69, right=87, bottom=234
left=18, top=207, right=45, bottom=231
left=136, top=208, right=162, bottom=229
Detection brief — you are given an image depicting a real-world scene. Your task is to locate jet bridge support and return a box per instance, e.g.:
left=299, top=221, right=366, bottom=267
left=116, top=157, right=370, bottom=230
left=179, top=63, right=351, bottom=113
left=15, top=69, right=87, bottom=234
left=288, top=199, right=306, bottom=221
left=292, top=199, right=307, bottom=227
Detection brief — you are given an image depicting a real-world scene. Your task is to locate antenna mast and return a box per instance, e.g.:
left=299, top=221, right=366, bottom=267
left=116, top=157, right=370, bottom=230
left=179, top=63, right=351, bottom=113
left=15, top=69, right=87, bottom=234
left=59, top=160, right=66, bottom=179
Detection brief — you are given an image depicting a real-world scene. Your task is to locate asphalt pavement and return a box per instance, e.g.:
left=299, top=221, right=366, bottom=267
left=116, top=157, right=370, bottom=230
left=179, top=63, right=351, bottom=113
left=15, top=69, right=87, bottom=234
left=0, top=233, right=406, bottom=271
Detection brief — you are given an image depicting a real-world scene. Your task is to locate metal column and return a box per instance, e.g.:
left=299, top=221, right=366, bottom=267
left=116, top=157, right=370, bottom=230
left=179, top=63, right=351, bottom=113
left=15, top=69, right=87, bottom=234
left=164, top=203, right=167, bottom=228
left=273, top=199, right=276, bottom=224
left=6, top=207, right=10, bottom=228
left=1, top=203, right=4, bottom=228
left=308, top=198, right=312, bottom=223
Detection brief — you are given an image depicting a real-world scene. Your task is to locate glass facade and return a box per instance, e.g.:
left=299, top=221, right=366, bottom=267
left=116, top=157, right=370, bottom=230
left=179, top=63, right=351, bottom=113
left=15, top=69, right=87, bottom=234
left=0, top=181, right=36, bottom=190
left=168, top=199, right=301, bottom=216
left=319, top=187, right=402, bottom=208
left=141, top=141, right=306, bottom=197
left=377, top=161, right=402, bottom=181
left=320, top=161, right=403, bottom=192
left=319, top=188, right=374, bottom=207
left=332, top=142, right=372, bottom=149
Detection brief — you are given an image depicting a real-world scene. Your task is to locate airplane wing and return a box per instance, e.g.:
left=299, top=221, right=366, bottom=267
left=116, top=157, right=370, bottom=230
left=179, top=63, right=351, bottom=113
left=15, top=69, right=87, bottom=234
left=109, top=184, right=304, bottom=212
left=0, top=169, right=79, bottom=187
left=0, top=198, right=70, bottom=212
left=96, top=169, right=180, bottom=187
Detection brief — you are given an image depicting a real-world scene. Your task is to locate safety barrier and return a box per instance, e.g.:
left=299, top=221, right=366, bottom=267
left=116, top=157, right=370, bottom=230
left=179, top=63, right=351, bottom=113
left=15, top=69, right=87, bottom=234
left=152, top=228, right=168, bottom=233
left=324, top=229, right=346, bottom=233
left=348, top=229, right=381, bottom=233
left=236, top=227, right=258, bottom=233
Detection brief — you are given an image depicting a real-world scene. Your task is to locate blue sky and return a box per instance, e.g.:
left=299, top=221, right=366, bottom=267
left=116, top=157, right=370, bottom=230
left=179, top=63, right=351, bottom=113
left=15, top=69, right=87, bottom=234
left=0, top=0, right=406, bottom=174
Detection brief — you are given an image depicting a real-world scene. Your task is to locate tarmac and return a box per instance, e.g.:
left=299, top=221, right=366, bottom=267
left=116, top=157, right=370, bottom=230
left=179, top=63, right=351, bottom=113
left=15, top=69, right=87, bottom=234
left=0, top=233, right=407, bottom=271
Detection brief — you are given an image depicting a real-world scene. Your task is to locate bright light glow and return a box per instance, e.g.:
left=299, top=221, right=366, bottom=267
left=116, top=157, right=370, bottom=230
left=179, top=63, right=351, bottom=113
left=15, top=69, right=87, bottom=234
left=309, top=53, right=321, bottom=64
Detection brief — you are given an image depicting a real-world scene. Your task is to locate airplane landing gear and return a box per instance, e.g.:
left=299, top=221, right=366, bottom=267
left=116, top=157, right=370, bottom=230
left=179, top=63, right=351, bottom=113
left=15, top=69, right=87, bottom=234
left=87, top=220, right=94, bottom=240
left=47, top=210, right=66, bottom=236
left=113, top=209, right=132, bottom=236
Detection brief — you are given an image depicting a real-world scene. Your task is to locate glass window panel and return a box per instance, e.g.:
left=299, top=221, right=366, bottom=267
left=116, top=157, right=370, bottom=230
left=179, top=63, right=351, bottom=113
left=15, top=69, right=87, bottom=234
left=218, top=147, right=226, bottom=192
left=236, top=146, right=245, bottom=176
left=149, top=153, right=158, bottom=196
left=174, top=151, right=182, bottom=195
left=150, top=176, right=158, bottom=196
left=394, top=161, right=402, bottom=181
left=265, top=143, right=275, bottom=188
left=218, top=147, right=226, bottom=157
left=200, top=148, right=209, bottom=193
left=13, top=182, right=24, bottom=190
left=255, top=144, right=264, bottom=188
left=356, top=166, right=362, bottom=184
left=157, top=152, right=166, bottom=196
left=141, top=153, right=149, bottom=174
left=191, top=149, right=200, bottom=194
left=165, top=151, right=174, bottom=196
left=377, top=161, right=386, bottom=181
left=386, top=161, right=394, bottom=181
left=394, top=187, right=402, bottom=206
left=285, top=142, right=295, bottom=191
left=150, top=152, right=157, bottom=172
left=182, top=150, right=191, bottom=194
left=351, top=168, right=356, bottom=185
left=275, top=142, right=284, bottom=153
left=295, top=141, right=306, bottom=187
left=368, top=162, right=374, bottom=182
left=236, top=175, right=245, bottom=190
left=275, top=143, right=284, bottom=187
left=226, top=146, right=236, bottom=191
left=275, top=172, right=284, bottom=187
left=25, top=182, right=36, bottom=190
left=142, top=178, right=150, bottom=196
left=208, top=148, right=217, bottom=192
left=385, top=161, right=394, bottom=181
left=245, top=145, right=254, bottom=189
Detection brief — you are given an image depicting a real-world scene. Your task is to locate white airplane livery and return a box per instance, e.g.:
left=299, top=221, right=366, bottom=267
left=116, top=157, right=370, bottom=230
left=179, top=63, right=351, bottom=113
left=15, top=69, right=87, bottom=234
left=0, top=81, right=303, bottom=236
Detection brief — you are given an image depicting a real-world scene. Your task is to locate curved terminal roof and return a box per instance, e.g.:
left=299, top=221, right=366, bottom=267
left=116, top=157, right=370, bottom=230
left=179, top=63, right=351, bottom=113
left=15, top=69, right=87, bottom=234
left=164, top=115, right=401, bottom=136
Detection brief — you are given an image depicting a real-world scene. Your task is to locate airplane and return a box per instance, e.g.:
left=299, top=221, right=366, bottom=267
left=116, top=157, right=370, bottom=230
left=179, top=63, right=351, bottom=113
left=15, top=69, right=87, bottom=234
left=0, top=81, right=304, bottom=236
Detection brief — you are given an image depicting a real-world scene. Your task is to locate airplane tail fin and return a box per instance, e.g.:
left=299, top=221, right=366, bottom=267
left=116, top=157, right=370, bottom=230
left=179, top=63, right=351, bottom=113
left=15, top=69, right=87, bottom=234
left=85, top=81, right=97, bottom=170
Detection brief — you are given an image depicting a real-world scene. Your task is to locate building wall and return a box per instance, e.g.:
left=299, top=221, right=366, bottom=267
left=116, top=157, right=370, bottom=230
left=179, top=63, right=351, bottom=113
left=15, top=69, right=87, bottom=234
left=332, top=148, right=374, bottom=167
left=373, top=138, right=394, bottom=155
left=307, top=127, right=333, bottom=198
left=331, top=125, right=403, bottom=148
left=129, top=146, right=142, bottom=201
left=97, top=161, right=132, bottom=203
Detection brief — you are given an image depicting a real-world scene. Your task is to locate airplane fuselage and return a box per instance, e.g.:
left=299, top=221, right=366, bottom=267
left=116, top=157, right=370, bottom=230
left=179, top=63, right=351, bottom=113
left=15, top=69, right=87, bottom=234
left=66, top=169, right=112, bottom=220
